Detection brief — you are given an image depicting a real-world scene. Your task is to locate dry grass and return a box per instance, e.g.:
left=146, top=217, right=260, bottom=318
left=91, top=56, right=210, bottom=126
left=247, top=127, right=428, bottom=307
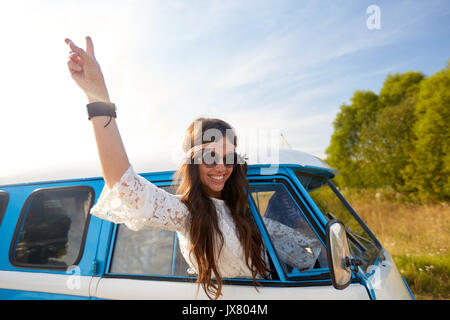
left=343, top=190, right=450, bottom=300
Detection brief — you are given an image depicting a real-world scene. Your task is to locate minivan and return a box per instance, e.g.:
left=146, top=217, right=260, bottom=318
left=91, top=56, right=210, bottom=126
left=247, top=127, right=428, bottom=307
left=0, top=149, right=414, bottom=299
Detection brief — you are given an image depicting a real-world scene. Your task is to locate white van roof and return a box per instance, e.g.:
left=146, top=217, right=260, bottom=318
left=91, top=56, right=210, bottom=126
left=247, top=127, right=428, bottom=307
left=0, top=148, right=334, bottom=186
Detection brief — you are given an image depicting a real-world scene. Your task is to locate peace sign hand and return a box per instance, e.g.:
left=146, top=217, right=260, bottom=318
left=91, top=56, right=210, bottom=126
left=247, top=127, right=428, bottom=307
left=65, top=36, right=110, bottom=103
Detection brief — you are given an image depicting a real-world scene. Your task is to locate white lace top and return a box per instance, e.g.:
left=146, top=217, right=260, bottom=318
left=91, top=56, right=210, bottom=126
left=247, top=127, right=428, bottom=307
left=90, top=165, right=321, bottom=278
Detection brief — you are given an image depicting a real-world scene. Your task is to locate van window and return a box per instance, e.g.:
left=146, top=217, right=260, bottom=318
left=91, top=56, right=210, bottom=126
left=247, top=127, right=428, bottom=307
left=0, top=191, right=9, bottom=227
left=295, top=171, right=380, bottom=272
left=110, top=182, right=328, bottom=280
left=10, top=187, right=93, bottom=269
left=250, top=183, right=328, bottom=277
left=109, top=185, right=192, bottom=277
left=110, top=225, right=191, bottom=276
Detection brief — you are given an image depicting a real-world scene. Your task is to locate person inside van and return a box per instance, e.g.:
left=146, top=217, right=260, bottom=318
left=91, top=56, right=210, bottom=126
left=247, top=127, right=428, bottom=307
left=65, top=36, right=320, bottom=300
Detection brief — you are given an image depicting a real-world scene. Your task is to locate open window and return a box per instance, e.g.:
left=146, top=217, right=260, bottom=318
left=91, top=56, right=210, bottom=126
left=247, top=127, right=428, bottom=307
left=109, top=224, right=192, bottom=277
left=108, top=184, right=193, bottom=278
left=107, top=179, right=331, bottom=282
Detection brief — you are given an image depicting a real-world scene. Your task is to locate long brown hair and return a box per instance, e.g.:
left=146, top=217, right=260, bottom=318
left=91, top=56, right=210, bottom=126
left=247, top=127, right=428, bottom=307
left=174, top=118, right=270, bottom=300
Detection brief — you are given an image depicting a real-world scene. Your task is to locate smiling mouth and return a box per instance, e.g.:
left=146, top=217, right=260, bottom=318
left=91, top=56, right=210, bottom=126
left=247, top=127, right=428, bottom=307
left=209, top=175, right=225, bottom=183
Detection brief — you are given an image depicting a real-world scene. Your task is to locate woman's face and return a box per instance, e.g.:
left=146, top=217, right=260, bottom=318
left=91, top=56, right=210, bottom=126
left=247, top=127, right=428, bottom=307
left=197, top=138, right=235, bottom=199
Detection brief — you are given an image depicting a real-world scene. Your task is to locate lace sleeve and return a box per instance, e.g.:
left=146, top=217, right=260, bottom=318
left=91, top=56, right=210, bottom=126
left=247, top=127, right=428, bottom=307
left=90, top=164, right=189, bottom=232
left=263, top=217, right=322, bottom=271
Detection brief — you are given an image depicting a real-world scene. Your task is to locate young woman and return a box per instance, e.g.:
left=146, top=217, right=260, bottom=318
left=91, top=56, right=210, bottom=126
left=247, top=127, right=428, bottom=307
left=65, top=36, right=321, bottom=300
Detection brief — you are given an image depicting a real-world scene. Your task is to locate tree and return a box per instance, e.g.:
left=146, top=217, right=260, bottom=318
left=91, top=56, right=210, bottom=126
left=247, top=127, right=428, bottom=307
left=325, top=90, right=378, bottom=188
left=360, top=71, right=424, bottom=190
left=326, top=65, right=449, bottom=202
left=404, top=64, right=450, bottom=201
left=378, top=71, right=425, bottom=108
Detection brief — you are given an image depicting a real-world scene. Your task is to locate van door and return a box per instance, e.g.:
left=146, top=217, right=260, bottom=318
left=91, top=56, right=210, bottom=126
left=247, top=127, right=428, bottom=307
left=293, top=171, right=412, bottom=299
left=248, top=177, right=369, bottom=299
left=93, top=176, right=369, bottom=300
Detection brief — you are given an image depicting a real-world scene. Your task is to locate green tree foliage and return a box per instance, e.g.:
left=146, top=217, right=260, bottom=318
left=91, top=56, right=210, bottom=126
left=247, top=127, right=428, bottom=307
left=325, top=90, right=378, bottom=188
left=404, top=64, right=450, bottom=201
left=326, top=63, right=449, bottom=201
left=378, top=72, right=425, bottom=107
left=360, top=72, right=424, bottom=189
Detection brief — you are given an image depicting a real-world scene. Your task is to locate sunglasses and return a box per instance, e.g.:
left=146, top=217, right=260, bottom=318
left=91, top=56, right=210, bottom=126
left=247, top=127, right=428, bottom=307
left=192, top=149, right=245, bottom=168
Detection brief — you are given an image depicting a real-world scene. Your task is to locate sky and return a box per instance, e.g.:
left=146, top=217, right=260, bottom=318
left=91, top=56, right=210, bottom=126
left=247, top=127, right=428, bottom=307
left=0, top=0, right=449, bottom=181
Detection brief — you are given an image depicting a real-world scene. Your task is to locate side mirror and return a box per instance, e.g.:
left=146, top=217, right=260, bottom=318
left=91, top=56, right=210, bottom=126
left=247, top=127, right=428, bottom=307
left=326, top=219, right=353, bottom=290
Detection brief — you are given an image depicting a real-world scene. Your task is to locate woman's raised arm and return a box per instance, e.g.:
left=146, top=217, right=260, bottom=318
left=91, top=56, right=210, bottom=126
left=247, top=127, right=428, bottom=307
left=65, top=36, right=130, bottom=188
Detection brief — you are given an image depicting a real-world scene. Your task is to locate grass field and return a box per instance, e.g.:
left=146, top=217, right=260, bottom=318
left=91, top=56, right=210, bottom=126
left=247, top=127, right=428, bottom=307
left=342, top=190, right=450, bottom=300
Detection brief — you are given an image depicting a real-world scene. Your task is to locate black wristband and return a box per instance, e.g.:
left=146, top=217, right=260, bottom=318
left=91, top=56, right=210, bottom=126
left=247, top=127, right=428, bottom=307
left=86, top=102, right=117, bottom=128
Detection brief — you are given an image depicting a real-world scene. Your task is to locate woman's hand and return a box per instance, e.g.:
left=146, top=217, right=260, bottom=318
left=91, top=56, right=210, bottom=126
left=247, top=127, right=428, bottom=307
left=65, top=36, right=110, bottom=103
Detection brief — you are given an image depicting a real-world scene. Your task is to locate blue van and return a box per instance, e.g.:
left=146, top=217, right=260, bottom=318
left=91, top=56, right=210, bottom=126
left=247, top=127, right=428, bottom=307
left=0, top=149, right=413, bottom=299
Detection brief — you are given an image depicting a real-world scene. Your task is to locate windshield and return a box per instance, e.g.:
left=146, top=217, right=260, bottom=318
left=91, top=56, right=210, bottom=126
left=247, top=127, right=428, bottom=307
left=294, top=171, right=381, bottom=273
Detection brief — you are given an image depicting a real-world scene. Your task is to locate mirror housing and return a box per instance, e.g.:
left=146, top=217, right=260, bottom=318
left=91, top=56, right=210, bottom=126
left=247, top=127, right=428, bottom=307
left=326, top=219, right=353, bottom=290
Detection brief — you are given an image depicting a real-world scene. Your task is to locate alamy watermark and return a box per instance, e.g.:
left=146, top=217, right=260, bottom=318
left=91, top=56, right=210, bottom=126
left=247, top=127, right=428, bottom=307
left=66, top=265, right=81, bottom=290
left=366, top=5, right=381, bottom=30
left=365, top=259, right=392, bottom=290
left=171, top=120, right=282, bottom=175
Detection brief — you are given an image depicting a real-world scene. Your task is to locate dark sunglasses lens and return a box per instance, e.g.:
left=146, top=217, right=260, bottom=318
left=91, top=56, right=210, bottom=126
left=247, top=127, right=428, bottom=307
left=195, top=149, right=242, bottom=167
left=202, top=149, right=218, bottom=166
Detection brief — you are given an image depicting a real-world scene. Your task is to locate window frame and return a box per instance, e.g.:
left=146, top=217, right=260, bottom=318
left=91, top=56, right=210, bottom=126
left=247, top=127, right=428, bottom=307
left=247, top=176, right=331, bottom=282
left=102, top=173, right=355, bottom=288
left=104, top=180, right=194, bottom=280
left=9, top=185, right=94, bottom=271
left=0, top=190, right=9, bottom=228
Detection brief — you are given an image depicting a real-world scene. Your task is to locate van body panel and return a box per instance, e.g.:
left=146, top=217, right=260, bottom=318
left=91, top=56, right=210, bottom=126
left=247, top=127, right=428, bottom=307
left=0, top=270, right=92, bottom=299
left=363, top=250, right=414, bottom=300
left=95, top=278, right=369, bottom=300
